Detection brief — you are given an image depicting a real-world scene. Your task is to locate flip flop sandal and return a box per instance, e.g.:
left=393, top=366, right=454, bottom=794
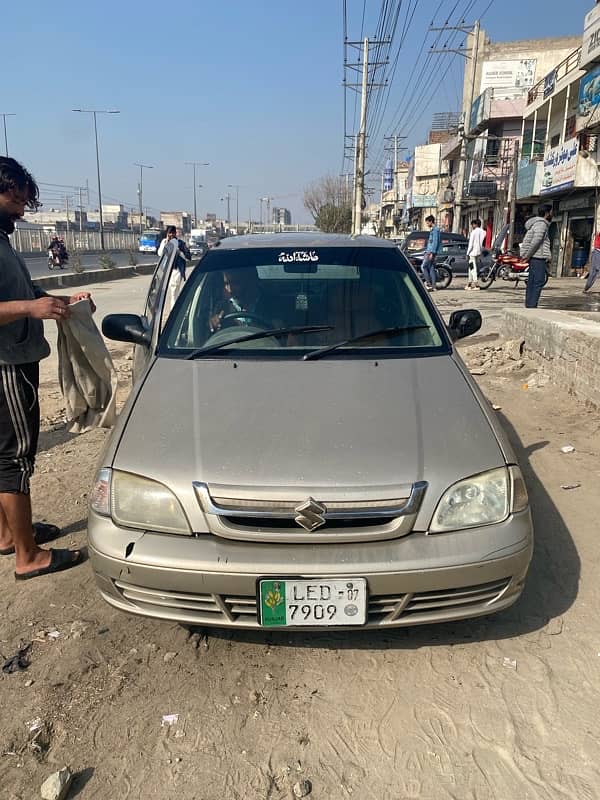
left=15, top=548, right=84, bottom=581
left=0, top=522, right=62, bottom=556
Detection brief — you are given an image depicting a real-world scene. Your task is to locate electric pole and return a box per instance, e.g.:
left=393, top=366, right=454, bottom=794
left=134, top=163, right=153, bottom=236
left=429, top=20, right=481, bottom=233
left=507, top=139, right=520, bottom=251
left=344, top=37, right=390, bottom=235
left=1, top=113, right=16, bottom=156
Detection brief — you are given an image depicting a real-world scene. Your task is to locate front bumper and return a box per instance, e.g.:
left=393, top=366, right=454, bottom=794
left=88, top=510, right=533, bottom=629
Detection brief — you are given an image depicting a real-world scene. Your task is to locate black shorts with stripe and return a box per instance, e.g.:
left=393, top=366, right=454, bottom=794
left=0, top=363, right=40, bottom=495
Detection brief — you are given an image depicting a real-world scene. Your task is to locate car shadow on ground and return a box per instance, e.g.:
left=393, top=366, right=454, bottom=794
left=197, top=412, right=579, bottom=652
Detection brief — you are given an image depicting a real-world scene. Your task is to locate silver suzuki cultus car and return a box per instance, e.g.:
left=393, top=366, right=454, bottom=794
left=89, top=234, right=532, bottom=630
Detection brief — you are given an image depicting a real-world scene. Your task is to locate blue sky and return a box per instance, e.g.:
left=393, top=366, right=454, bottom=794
left=3, top=0, right=593, bottom=224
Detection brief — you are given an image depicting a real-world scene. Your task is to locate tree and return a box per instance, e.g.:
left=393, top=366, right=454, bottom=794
left=304, top=175, right=353, bottom=233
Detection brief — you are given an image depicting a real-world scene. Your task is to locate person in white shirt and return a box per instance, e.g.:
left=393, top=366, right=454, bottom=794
left=158, top=226, right=191, bottom=311
left=466, top=218, right=486, bottom=290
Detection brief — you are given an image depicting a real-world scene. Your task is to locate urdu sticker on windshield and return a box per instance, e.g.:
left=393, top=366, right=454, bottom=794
left=278, top=250, right=319, bottom=263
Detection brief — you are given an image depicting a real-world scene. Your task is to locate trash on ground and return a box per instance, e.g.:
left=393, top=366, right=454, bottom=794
left=40, top=766, right=73, bottom=800
left=560, top=445, right=575, bottom=454
left=161, top=714, right=179, bottom=727
left=470, top=369, right=486, bottom=376
left=27, top=717, right=44, bottom=733
left=561, top=483, right=581, bottom=490
left=502, top=657, right=517, bottom=670
left=492, top=404, right=502, bottom=411
left=47, top=631, right=61, bottom=639
left=2, top=642, right=32, bottom=674
left=293, top=779, right=313, bottom=797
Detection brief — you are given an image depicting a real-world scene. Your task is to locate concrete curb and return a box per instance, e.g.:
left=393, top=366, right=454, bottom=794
left=33, top=263, right=157, bottom=290
left=503, top=308, right=600, bottom=407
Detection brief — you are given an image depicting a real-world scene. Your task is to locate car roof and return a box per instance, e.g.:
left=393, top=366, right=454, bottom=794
left=213, top=233, right=398, bottom=251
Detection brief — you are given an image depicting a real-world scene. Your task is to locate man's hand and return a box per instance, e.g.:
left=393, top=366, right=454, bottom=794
left=28, top=297, right=70, bottom=321
left=68, top=292, right=96, bottom=313
left=209, top=310, right=224, bottom=332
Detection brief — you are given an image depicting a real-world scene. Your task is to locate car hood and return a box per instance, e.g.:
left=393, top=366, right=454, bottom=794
left=112, top=356, right=506, bottom=521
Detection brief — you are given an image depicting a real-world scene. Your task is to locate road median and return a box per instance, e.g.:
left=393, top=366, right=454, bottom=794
left=33, top=262, right=157, bottom=290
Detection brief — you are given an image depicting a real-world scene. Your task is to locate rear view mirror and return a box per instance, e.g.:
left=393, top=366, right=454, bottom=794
left=448, top=309, right=482, bottom=341
left=102, top=314, right=151, bottom=346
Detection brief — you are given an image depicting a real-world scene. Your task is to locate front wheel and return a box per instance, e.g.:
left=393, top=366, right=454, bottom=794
left=435, top=266, right=452, bottom=289
left=477, top=266, right=495, bottom=290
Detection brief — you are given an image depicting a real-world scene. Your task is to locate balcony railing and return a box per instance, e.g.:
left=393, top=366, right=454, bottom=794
left=527, top=48, right=581, bottom=104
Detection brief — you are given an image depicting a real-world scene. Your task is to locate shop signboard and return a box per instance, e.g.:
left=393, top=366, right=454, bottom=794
left=581, top=3, right=600, bottom=71
left=540, top=137, right=579, bottom=195
left=577, top=63, right=600, bottom=129
left=480, top=59, right=536, bottom=98
left=412, top=194, right=438, bottom=208
left=543, top=69, right=557, bottom=99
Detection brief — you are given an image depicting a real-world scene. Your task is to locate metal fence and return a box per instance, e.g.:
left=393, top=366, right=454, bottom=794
left=12, top=229, right=140, bottom=254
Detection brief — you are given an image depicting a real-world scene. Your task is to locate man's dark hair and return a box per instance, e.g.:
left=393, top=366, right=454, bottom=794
left=472, top=218, right=481, bottom=226
left=425, top=215, right=435, bottom=224
left=538, top=204, right=553, bottom=217
left=166, top=225, right=177, bottom=235
left=0, top=157, right=41, bottom=210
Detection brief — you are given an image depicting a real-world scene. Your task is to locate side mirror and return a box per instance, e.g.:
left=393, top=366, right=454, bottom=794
left=448, top=309, right=482, bottom=341
left=102, top=314, right=151, bottom=346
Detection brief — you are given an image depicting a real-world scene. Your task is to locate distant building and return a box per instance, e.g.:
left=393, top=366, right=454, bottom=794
left=160, top=211, right=192, bottom=234
left=272, top=207, right=292, bottom=225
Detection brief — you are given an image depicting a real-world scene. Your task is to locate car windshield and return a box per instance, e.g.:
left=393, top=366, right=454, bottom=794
left=159, top=246, right=447, bottom=359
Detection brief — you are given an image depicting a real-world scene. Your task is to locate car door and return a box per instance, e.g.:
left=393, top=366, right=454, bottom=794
left=132, top=245, right=177, bottom=381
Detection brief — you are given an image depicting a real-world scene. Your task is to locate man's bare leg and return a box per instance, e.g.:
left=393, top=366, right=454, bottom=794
left=0, top=492, right=52, bottom=574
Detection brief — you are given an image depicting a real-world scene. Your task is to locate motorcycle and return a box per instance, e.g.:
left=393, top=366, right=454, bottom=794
left=47, top=247, right=69, bottom=270
left=477, top=250, right=548, bottom=290
left=409, top=253, right=453, bottom=290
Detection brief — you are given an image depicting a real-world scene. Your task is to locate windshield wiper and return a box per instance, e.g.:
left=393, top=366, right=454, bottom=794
left=186, top=325, right=334, bottom=359
left=303, top=324, right=430, bottom=361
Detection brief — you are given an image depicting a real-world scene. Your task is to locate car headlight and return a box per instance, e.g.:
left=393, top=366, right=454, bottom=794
left=90, top=468, right=191, bottom=535
left=430, top=466, right=528, bottom=533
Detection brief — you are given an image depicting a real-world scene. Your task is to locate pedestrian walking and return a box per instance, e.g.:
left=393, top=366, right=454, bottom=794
left=466, top=218, right=486, bottom=290
left=520, top=204, right=553, bottom=308
left=423, top=215, right=442, bottom=292
left=583, top=233, right=600, bottom=293
left=0, top=157, right=93, bottom=580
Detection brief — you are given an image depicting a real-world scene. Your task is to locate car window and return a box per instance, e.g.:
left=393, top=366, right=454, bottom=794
left=405, top=236, right=428, bottom=252
left=441, top=242, right=467, bottom=254
left=159, top=247, right=447, bottom=358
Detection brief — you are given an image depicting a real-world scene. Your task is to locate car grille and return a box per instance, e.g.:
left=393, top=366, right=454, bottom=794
left=193, top=481, right=427, bottom=544
left=114, top=577, right=512, bottom=628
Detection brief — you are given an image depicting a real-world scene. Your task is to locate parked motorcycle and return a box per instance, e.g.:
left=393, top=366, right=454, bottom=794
left=477, top=251, right=548, bottom=290
left=409, top=253, right=453, bottom=289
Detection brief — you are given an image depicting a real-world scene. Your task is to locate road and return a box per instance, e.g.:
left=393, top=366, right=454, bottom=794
left=23, top=251, right=157, bottom=280
left=0, top=273, right=599, bottom=799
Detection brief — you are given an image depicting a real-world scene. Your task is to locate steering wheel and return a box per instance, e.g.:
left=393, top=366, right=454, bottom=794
left=220, top=312, right=272, bottom=329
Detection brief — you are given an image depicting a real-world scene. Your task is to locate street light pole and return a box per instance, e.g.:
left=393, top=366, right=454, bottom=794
left=134, top=163, right=153, bottom=236
left=72, top=109, right=120, bottom=250
left=185, top=161, right=209, bottom=226
left=1, top=113, right=16, bottom=156
left=227, top=184, right=240, bottom=232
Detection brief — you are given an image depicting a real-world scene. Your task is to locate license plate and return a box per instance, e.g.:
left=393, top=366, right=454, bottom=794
left=258, top=578, right=367, bottom=627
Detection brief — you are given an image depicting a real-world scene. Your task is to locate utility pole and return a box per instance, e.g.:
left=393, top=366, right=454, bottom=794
left=228, top=184, right=240, bottom=232
left=185, top=161, right=209, bottom=226
left=78, top=187, right=84, bottom=232
left=65, top=196, right=70, bottom=234
left=430, top=20, right=481, bottom=232
left=353, top=38, right=369, bottom=235
left=507, top=139, right=520, bottom=251
left=72, top=109, right=120, bottom=250
left=345, top=37, right=389, bottom=235
left=134, top=163, right=153, bottom=236
left=1, top=113, right=15, bottom=156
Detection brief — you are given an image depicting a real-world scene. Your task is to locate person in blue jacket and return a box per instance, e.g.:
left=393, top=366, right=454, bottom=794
left=423, top=215, right=442, bottom=292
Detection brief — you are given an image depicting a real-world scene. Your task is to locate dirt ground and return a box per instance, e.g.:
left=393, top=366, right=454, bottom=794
left=1, top=299, right=600, bottom=799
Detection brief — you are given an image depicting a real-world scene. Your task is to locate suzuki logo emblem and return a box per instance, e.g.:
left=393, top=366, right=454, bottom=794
left=294, top=497, right=327, bottom=531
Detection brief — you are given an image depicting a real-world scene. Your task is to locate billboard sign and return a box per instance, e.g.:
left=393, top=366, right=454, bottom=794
left=578, top=63, right=600, bottom=129
left=581, top=3, right=600, bottom=70
left=540, top=137, right=579, bottom=195
left=480, top=59, right=536, bottom=98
